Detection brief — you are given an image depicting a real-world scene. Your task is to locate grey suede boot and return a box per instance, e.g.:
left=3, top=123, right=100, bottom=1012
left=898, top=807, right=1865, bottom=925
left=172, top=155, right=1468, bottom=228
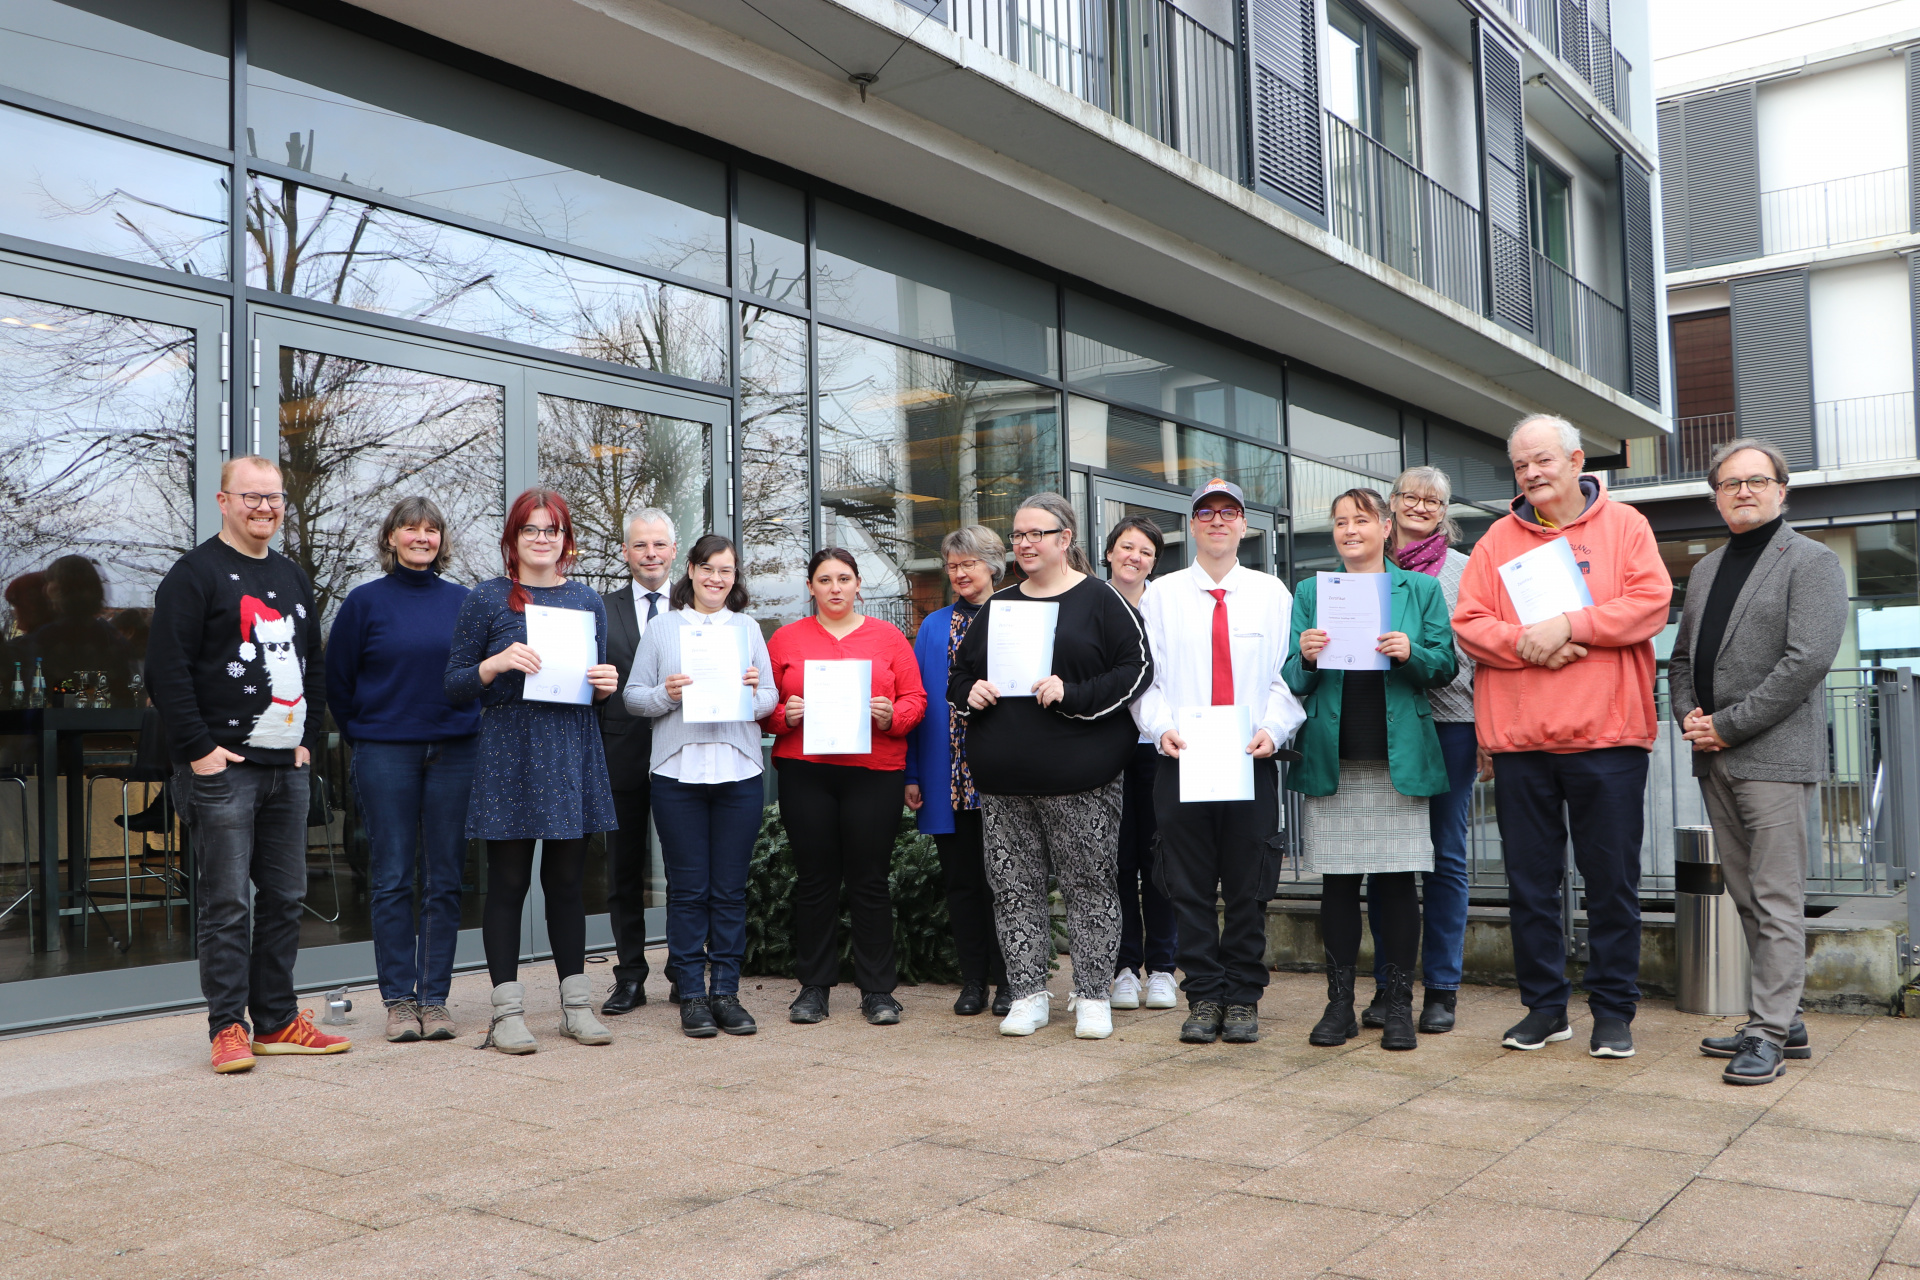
left=559, top=974, right=613, bottom=1045
left=482, top=982, right=537, bottom=1054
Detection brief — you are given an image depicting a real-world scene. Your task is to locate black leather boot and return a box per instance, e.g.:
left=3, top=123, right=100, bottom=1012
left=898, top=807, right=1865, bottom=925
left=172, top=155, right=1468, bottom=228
left=1361, top=986, right=1388, bottom=1028
left=1379, top=964, right=1417, bottom=1051
left=1308, top=962, right=1358, bottom=1046
left=1418, top=988, right=1457, bottom=1034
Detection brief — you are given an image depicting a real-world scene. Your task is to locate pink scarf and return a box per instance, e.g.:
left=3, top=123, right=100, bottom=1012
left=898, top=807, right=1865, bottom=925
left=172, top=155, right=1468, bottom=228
left=1396, top=528, right=1449, bottom=577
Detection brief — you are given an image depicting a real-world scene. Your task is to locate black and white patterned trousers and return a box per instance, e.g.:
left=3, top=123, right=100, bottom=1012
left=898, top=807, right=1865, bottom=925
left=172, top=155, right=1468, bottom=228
left=981, top=779, right=1125, bottom=1000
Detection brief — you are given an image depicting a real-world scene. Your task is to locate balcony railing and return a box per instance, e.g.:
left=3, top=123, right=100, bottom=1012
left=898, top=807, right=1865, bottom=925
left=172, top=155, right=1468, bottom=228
left=1816, top=392, right=1917, bottom=468
left=1761, top=168, right=1911, bottom=255
left=1325, top=112, right=1485, bottom=313
left=1532, top=251, right=1625, bottom=389
left=1608, top=411, right=1735, bottom=488
left=1486, top=0, right=1624, bottom=117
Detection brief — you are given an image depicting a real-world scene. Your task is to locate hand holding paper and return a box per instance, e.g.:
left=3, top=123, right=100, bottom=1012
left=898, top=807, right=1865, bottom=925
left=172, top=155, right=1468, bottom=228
left=802, top=660, right=872, bottom=755
left=1177, top=705, right=1256, bottom=803
left=986, top=600, right=1058, bottom=697
left=1314, top=572, right=1392, bottom=671
left=680, top=623, right=754, bottom=723
left=522, top=605, right=595, bottom=705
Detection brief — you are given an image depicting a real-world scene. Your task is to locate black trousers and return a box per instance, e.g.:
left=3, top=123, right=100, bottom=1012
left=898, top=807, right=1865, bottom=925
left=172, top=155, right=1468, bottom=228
left=933, top=808, right=1006, bottom=986
left=606, top=783, right=653, bottom=985
left=777, top=759, right=904, bottom=993
left=1151, top=756, right=1282, bottom=1007
left=1322, top=873, right=1418, bottom=972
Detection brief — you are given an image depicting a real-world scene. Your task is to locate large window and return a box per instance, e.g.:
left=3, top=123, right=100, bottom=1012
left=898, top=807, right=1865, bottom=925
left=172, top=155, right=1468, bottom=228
left=1528, top=150, right=1573, bottom=270
left=0, top=0, right=230, bottom=145
left=1064, top=292, right=1284, bottom=441
left=1326, top=0, right=1418, bottom=162
left=1286, top=370, right=1401, bottom=476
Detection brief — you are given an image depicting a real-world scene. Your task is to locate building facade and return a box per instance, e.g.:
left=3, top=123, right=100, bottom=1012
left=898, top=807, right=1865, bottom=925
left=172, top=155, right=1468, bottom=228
left=0, top=0, right=1660, bottom=1028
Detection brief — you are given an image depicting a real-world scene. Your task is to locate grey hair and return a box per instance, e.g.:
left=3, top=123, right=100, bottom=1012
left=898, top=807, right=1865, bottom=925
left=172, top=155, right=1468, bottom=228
left=940, top=524, right=1008, bottom=581
left=624, top=507, right=677, bottom=545
left=1706, top=438, right=1791, bottom=488
left=377, top=496, right=452, bottom=574
left=1392, top=465, right=1462, bottom=544
left=1508, top=414, right=1583, bottom=458
left=1015, top=492, right=1095, bottom=574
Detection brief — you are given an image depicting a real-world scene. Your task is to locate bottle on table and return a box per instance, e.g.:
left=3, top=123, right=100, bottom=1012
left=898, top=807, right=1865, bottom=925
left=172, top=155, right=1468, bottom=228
left=5, top=662, right=17, bottom=710
left=28, top=658, right=45, bottom=709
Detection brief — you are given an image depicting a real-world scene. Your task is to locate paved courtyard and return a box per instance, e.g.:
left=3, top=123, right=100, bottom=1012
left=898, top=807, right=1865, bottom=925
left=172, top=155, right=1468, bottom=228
left=5, top=958, right=1920, bottom=1280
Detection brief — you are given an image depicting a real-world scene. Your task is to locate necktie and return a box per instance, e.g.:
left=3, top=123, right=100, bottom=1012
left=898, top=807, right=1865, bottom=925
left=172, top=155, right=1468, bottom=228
left=644, top=591, right=660, bottom=621
left=1207, top=588, right=1233, bottom=705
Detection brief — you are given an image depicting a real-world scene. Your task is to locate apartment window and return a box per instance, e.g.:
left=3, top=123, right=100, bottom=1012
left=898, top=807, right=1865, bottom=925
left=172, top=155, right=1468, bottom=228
left=1528, top=150, right=1572, bottom=270
left=1326, top=0, right=1418, bottom=162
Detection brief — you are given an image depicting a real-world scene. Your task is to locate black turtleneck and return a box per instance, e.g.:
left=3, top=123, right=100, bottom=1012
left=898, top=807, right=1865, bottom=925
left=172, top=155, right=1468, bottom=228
left=1693, top=515, right=1783, bottom=714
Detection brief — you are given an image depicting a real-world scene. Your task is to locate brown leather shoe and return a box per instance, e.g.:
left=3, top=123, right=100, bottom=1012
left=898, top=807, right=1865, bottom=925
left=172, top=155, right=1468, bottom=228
left=385, top=999, right=422, bottom=1043
left=418, top=1004, right=456, bottom=1041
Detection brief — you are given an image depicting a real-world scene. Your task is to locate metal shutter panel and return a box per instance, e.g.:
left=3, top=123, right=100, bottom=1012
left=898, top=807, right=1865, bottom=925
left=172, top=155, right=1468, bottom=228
left=1244, top=0, right=1326, bottom=225
left=1475, top=19, right=1532, bottom=335
left=1909, top=49, right=1920, bottom=231
left=1730, top=270, right=1814, bottom=469
left=1619, top=153, right=1661, bottom=408
left=1679, top=85, right=1760, bottom=266
left=1657, top=101, right=1688, bottom=270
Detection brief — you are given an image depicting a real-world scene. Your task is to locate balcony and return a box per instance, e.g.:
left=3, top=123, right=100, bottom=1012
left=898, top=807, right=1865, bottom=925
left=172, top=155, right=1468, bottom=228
left=1609, top=411, right=1734, bottom=487
left=1533, top=251, right=1625, bottom=391
left=1484, top=0, right=1627, bottom=119
left=1816, top=392, right=1916, bottom=468
left=1324, top=112, right=1484, bottom=314
left=1761, top=168, right=1911, bottom=255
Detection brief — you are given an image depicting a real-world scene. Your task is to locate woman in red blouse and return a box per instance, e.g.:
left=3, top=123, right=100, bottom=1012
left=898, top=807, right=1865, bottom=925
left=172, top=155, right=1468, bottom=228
left=765, top=548, right=927, bottom=1026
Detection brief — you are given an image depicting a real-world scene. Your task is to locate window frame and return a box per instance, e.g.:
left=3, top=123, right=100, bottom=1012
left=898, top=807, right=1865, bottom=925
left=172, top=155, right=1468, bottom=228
left=1326, top=0, right=1422, bottom=165
left=1527, top=146, right=1575, bottom=272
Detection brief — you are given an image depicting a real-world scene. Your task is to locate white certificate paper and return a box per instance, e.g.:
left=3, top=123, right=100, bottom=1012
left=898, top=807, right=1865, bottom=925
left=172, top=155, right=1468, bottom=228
left=803, top=660, right=872, bottom=756
left=1315, top=571, right=1392, bottom=672
left=523, top=605, right=595, bottom=705
left=987, top=600, right=1058, bottom=697
left=1177, top=705, right=1256, bottom=803
left=680, top=622, right=754, bottom=723
left=1497, top=538, right=1595, bottom=626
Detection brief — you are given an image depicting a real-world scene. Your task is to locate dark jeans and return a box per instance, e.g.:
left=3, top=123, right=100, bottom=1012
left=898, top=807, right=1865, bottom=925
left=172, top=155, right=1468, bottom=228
left=172, top=761, right=308, bottom=1039
left=777, top=758, right=903, bottom=993
left=1369, top=720, right=1476, bottom=991
left=484, top=838, right=588, bottom=986
left=933, top=808, right=1006, bottom=986
left=1116, top=742, right=1177, bottom=976
left=1151, top=756, right=1282, bottom=1007
left=606, top=782, right=654, bottom=985
left=350, top=737, right=476, bottom=1006
left=1494, top=746, right=1649, bottom=1023
left=651, top=771, right=763, bottom=998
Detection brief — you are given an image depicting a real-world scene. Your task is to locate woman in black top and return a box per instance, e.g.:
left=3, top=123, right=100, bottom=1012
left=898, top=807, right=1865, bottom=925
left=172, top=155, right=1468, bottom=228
left=949, top=493, right=1152, bottom=1041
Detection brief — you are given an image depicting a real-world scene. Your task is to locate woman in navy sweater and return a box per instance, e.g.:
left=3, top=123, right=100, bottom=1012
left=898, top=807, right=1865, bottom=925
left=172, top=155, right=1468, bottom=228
left=325, top=497, right=481, bottom=1044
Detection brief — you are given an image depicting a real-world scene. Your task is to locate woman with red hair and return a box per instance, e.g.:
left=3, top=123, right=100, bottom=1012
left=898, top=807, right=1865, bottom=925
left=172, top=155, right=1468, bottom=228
left=445, top=488, right=621, bottom=1054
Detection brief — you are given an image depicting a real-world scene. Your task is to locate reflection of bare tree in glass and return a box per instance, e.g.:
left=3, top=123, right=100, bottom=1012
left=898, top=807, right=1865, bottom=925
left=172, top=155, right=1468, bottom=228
left=739, top=304, right=813, bottom=627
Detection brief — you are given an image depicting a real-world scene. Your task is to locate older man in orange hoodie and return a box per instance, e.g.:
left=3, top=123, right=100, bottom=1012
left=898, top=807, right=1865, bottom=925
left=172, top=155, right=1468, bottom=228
left=1454, top=415, right=1672, bottom=1061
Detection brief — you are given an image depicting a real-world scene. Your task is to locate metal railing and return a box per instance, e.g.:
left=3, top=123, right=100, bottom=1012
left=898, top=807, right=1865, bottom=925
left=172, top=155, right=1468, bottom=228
left=1761, top=168, right=1910, bottom=255
left=1532, top=251, right=1625, bottom=389
left=1486, top=0, right=1624, bottom=116
left=1608, top=411, right=1736, bottom=488
left=1325, top=112, right=1485, bottom=313
left=1815, top=392, right=1917, bottom=469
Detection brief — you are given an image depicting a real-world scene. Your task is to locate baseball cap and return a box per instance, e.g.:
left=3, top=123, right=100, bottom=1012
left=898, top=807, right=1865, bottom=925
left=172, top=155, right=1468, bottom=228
left=1189, top=478, right=1246, bottom=513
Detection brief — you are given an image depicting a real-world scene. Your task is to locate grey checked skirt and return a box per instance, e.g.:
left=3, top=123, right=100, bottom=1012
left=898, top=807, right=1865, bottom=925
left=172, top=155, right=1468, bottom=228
left=1301, top=759, right=1433, bottom=875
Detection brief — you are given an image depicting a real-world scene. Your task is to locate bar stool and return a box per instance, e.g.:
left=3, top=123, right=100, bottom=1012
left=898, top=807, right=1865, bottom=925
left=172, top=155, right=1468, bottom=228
left=80, top=711, right=184, bottom=947
left=0, top=768, right=33, bottom=936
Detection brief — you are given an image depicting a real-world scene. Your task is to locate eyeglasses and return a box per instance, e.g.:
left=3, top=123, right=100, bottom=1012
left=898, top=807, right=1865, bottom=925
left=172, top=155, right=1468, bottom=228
left=518, top=524, right=568, bottom=542
left=1008, top=527, right=1065, bottom=545
left=692, top=563, right=736, bottom=578
left=224, top=490, right=287, bottom=510
left=1192, top=507, right=1244, bottom=524
left=1713, top=475, right=1782, bottom=495
left=1393, top=492, right=1444, bottom=511
left=945, top=558, right=988, bottom=574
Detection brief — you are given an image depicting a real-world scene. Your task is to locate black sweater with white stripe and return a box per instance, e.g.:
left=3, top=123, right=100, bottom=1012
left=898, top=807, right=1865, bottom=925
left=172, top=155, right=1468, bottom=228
left=948, top=576, right=1152, bottom=797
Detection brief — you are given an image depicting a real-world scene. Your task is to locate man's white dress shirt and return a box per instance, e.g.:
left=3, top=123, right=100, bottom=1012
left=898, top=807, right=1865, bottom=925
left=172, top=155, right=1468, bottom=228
left=1132, top=561, right=1307, bottom=753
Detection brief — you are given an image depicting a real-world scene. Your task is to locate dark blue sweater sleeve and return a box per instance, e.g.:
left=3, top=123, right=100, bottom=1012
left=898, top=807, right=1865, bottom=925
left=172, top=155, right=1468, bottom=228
left=325, top=591, right=365, bottom=736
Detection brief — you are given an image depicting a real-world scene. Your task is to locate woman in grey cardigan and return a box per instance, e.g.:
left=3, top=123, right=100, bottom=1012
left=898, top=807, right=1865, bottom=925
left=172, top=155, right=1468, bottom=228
left=624, top=534, right=778, bottom=1039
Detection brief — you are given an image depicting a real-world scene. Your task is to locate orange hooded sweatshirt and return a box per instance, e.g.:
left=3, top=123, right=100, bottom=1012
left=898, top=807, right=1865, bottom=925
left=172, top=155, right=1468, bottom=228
left=1453, top=476, right=1673, bottom=754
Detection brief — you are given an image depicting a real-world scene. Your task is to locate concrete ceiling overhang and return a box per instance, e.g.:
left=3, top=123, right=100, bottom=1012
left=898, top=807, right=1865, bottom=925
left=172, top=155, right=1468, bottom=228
left=349, top=0, right=1668, bottom=451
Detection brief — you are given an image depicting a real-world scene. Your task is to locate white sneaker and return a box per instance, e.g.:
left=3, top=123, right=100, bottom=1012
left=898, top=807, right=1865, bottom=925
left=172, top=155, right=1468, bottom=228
left=1110, top=969, right=1142, bottom=1010
left=1144, top=971, right=1179, bottom=1009
left=999, top=992, right=1051, bottom=1036
left=1071, top=994, right=1113, bottom=1040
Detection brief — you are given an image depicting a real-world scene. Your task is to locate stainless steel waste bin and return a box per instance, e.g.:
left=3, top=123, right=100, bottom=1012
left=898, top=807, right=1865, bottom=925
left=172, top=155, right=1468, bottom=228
left=1674, top=825, right=1752, bottom=1016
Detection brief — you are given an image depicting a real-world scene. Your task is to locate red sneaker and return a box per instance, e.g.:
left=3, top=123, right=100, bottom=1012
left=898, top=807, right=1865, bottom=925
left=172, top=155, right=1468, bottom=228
left=211, top=1023, right=256, bottom=1074
left=251, top=1009, right=351, bottom=1056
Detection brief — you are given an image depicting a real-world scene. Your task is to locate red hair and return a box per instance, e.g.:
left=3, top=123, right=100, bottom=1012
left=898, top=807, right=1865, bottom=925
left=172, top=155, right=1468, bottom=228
left=500, top=488, right=577, bottom=612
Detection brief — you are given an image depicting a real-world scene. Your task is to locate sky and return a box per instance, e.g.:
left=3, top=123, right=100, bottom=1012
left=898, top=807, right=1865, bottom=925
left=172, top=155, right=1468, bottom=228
left=1650, top=0, right=1901, bottom=61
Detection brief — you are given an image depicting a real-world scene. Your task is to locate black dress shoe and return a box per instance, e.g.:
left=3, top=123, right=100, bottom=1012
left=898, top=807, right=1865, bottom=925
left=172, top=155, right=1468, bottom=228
left=1501, top=1007, right=1571, bottom=1050
left=601, top=978, right=645, bottom=1016
left=1418, top=989, right=1457, bottom=1034
left=710, top=994, right=758, bottom=1036
left=1360, top=985, right=1388, bottom=1029
left=1702, top=1019, right=1809, bottom=1059
left=862, top=992, right=903, bottom=1025
left=1180, top=1000, right=1224, bottom=1044
left=1723, top=1035, right=1785, bottom=1085
left=1221, top=1004, right=1259, bottom=1044
left=680, top=996, right=718, bottom=1038
left=953, top=981, right=988, bottom=1016
left=789, top=985, right=830, bottom=1024
left=1589, top=1016, right=1635, bottom=1059
left=991, top=985, right=1012, bottom=1017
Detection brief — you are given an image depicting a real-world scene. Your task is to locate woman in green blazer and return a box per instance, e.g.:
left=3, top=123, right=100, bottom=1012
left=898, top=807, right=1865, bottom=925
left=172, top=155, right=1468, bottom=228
left=1284, top=488, right=1456, bottom=1051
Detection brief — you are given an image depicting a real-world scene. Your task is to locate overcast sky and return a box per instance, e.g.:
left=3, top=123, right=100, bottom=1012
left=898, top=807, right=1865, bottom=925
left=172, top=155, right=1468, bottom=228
left=1651, top=0, right=1899, bottom=61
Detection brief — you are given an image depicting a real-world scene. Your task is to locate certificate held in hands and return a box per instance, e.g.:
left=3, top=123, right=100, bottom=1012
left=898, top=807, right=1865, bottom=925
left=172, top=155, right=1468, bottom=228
left=680, top=622, right=754, bottom=723
left=1315, top=571, right=1392, bottom=671
left=986, top=599, right=1058, bottom=697
left=803, top=660, right=872, bottom=755
left=1177, top=705, right=1256, bottom=803
left=523, top=605, right=596, bottom=705
left=1497, top=538, right=1594, bottom=626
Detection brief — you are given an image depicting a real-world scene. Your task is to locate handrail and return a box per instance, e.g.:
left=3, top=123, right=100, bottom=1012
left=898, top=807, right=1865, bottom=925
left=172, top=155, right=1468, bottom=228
left=1761, top=167, right=1909, bottom=255
left=1324, top=111, right=1485, bottom=314
left=1531, top=251, right=1625, bottom=390
left=1814, top=391, right=1916, bottom=469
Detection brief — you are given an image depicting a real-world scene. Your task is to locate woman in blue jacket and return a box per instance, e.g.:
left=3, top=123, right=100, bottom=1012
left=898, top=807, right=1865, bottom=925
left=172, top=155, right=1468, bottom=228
left=905, top=525, right=1010, bottom=1018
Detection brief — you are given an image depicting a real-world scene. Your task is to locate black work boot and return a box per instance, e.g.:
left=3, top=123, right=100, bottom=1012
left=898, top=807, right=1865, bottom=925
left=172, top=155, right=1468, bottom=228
left=1180, top=1000, right=1225, bottom=1044
left=1221, top=1004, right=1260, bottom=1044
left=1361, top=985, right=1388, bottom=1029
left=1418, top=988, right=1457, bottom=1034
left=1378, top=964, right=1417, bottom=1051
left=1309, top=962, right=1359, bottom=1047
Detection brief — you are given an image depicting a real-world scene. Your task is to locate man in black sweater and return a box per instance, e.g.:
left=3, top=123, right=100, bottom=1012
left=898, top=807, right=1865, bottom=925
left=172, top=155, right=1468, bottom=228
left=148, top=455, right=347, bottom=1073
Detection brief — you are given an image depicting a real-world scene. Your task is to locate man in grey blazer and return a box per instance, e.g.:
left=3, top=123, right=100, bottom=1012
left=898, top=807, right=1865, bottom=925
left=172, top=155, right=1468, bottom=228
left=1668, top=440, right=1846, bottom=1086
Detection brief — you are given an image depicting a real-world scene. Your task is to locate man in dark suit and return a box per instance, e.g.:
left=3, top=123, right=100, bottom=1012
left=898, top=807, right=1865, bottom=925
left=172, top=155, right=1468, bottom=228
left=599, top=509, right=678, bottom=1015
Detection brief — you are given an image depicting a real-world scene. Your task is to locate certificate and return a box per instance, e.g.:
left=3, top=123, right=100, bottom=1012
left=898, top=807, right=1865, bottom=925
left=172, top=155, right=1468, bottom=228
left=803, top=660, right=872, bottom=755
left=523, top=605, right=595, bottom=705
left=1315, top=571, right=1391, bottom=672
left=1497, top=538, right=1595, bottom=626
left=680, top=622, right=753, bottom=723
left=1177, top=705, right=1256, bottom=803
left=986, top=599, right=1058, bottom=697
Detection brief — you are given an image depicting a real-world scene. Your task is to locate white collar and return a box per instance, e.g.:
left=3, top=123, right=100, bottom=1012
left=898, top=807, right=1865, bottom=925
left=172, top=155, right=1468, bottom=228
left=684, top=606, right=732, bottom=624
left=1185, top=560, right=1246, bottom=594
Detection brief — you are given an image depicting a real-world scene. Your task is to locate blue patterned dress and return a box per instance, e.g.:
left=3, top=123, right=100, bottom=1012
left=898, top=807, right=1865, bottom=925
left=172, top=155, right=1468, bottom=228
left=445, top=577, right=618, bottom=841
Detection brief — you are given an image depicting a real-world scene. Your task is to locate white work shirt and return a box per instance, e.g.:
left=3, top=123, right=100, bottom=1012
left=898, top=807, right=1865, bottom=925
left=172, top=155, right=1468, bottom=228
left=1131, top=561, right=1307, bottom=752
left=632, top=586, right=667, bottom=639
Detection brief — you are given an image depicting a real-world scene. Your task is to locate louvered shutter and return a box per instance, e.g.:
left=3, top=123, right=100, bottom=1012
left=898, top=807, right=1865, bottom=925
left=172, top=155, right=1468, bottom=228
left=1908, top=49, right=1920, bottom=231
left=1657, top=101, right=1688, bottom=269
left=1730, top=270, right=1814, bottom=470
left=1475, top=19, right=1531, bottom=335
left=1244, top=0, right=1325, bottom=226
left=1910, top=254, right=1920, bottom=451
left=1619, top=154, right=1660, bottom=408
left=1678, top=84, right=1760, bottom=266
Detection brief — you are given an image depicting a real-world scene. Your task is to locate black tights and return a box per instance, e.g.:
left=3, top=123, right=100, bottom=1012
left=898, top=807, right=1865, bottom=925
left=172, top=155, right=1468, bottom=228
left=1321, top=873, right=1419, bottom=972
left=483, top=838, right=588, bottom=986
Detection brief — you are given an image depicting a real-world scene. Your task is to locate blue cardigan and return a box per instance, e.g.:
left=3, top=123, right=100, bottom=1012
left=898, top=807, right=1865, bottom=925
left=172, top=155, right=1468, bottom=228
left=905, top=604, right=961, bottom=836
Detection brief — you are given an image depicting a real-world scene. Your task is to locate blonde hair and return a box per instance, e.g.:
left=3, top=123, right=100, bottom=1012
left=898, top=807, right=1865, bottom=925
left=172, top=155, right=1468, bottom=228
left=220, top=454, right=281, bottom=489
left=1391, top=465, right=1462, bottom=544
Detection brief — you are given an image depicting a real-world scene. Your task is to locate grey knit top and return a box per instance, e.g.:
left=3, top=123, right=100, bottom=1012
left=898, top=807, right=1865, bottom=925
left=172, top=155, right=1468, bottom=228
left=1427, top=548, right=1476, bottom=724
left=623, top=609, right=779, bottom=773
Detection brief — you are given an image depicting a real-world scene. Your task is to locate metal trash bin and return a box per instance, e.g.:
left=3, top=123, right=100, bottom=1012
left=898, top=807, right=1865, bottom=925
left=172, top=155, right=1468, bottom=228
left=1674, top=825, right=1752, bottom=1016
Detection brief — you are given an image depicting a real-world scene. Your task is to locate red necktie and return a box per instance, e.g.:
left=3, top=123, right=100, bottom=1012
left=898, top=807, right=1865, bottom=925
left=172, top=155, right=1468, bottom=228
left=1208, top=588, right=1233, bottom=705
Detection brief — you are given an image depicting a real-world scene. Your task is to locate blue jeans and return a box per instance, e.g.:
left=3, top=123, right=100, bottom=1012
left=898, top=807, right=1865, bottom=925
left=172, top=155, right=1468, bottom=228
left=650, top=772, right=764, bottom=998
left=1373, top=721, right=1477, bottom=991
left=350, top=738, right=477, bottom=1006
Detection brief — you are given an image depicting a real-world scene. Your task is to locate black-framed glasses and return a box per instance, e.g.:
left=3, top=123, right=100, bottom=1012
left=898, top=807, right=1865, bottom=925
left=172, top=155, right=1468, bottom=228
left=1192, top=507, right=1245, bottom=524
left=1713, top=476, right=1782, bottom=495
left=945, top=557, right=988, bottom=574
left=1008, top=527, right=1065, bottom=544
left=223, top=490, right=287, bottom=510
left=518, top=524, right=568, bottom=542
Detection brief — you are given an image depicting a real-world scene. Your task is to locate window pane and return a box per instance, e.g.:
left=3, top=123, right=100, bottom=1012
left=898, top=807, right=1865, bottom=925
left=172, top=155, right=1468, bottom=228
left=1286, top=370, right=1400, bottom=474
left=248, top=180, right=728, bottom=384
left=818, top=326, right=1060, bottom=629
left=741, top=304, right=812, bottom=632
left=1377, top=40, right=1416, bottom=161
left=1065, top=292, right=1284, bottom=440
left=1068, top=397, right=1285, bottom=506
left=1529, top=155, right=1571, bottom=269
left=246, top=0, right=726, bottom=281
left=815, top=201, right=1058, bottom=378
left=1288, top=457, right=1385, bottom=584
left=1426, top=420, right=1516, bottom=505
left=0, top=103, right=229, bottom=277
left=0, top=0, right=229, bottom=144
left=1327, top=2, right=1365, bottom=128
left=738, top=173, right=807, bottom=307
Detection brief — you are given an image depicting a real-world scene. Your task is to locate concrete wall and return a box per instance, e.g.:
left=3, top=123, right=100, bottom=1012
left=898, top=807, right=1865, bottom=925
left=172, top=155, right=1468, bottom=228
left=1811, top=258, right=1913, bottom=404
left=1757, top=57, right=1906, bottom=194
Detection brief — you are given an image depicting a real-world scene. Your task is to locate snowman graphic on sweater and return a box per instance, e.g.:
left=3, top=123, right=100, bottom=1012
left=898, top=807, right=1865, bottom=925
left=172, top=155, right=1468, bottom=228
left=235, top=595, right=306, bottom=749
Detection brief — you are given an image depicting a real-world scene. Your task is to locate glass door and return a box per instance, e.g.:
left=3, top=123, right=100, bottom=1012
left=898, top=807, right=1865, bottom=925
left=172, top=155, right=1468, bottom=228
left=1090, top=476, right=1276, bottom=579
